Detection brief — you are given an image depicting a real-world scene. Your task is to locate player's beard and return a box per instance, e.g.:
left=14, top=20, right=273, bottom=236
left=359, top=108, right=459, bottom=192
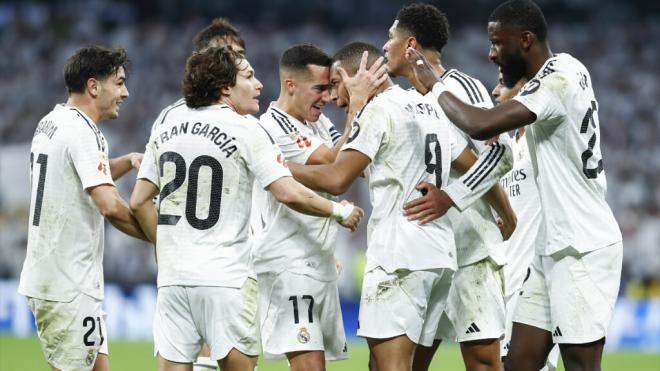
left=499, top=52, right=527, bottom=88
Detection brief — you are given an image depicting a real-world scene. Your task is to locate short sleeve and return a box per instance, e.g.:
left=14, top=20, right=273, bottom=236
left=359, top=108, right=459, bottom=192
left=137, top=138, right=159, bottom=186
left=341, top=103, right=389, bottom=161
left=243, top=128, right=292, bottom=189
left=512, top=72, right=569, bottom=123
left=68, top=127, right=114, bottom=190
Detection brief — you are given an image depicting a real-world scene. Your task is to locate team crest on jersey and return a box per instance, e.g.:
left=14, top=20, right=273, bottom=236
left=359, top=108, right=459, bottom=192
left=85, top=349, right=95, bottom=366
left=297, top=327, right=311, bottom=344
left=346, top=120, right=360, bottom=143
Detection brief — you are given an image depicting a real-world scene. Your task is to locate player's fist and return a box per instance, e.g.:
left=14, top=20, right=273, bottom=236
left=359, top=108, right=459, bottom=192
left=496, top=212, right=517, bottom=241
left=129, top=152, right=144, bottom=169
left=336, top=200, right=364, bottom=232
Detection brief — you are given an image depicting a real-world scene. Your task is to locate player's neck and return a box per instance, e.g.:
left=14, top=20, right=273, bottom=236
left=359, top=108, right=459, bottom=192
left=66, top=95, right=101, bottom=124
left=273, top=95, right=304, bottom=123
left=375, top=78, right=394, bottom=96
left=423, top=50, right=446, bottom=77
left=526, top=42, right=554, bottom=80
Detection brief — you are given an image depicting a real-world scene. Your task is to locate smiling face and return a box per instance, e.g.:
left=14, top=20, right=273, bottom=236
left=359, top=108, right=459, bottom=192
left=223, top=59, right=262, bottom=115
left=329, top=62, right=351, bottom=112
left=289, top=64, right=331, bottom=122
left=383, top=20, right=412, bottom=76
left=488, top=21, right=528, bottom=87
left=492, top=70, right=527, bottom=104
left=96, top=67, right=129, bottom=121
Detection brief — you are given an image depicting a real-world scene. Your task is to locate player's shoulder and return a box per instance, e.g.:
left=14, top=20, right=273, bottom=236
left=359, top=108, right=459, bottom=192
left=520, top=53, right=588, bottom=98
left=151, top=98, right=187, bottom=131
left=442, top=68, right=490, bottom=107
left=259, top=104, right=298, bottom=135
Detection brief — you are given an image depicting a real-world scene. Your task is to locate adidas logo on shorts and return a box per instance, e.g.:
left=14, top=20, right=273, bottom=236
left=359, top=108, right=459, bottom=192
left=553, top=327, right=563, bottom=337
left=465, top=322, right=481, bottom=334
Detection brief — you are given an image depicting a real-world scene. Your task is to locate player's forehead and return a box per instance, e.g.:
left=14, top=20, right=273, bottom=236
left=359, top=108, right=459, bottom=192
left=236, top=59, right=254, bottom=76
left=303, top=64, right=330, bottom=83
left=330, top=62, right=342, bottom=82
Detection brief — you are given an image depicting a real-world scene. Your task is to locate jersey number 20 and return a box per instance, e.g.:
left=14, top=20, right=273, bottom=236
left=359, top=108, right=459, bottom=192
left=158, top=152, right=223, bottom=230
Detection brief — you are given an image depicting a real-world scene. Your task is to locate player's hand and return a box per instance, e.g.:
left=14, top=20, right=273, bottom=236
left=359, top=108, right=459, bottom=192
left=336, top=51, right=388, bottom=110
left=338, top=200, right=364, bottom=232
left=403, top=182, right=455, bottom=224
left=129, top=152, right=144, bottom=169
left=496, top=212, right=517, bottom=241
left=405, top=47, right=441, bottom=94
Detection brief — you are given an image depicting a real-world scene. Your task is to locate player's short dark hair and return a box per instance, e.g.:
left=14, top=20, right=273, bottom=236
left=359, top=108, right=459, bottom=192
left=488, top=0, right=548, bottom=42
left=396, top=3, right=450, bottom=53
left=333, top=42, right=383, bottom=76
left=183, top=46, right=243, bottom=108
left=192, top=18, right=246, bottom=52
left=63, top=46, right=129, bottom=94
left=280, top=44, right=332, bottom=76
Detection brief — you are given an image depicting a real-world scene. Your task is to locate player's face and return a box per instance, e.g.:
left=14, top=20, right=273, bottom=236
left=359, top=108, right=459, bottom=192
left=291, top=65, right=331, bottom=122
left=329, top=62, right=350, bottom=112
left=492, top=71, right=527, bottom=104
left=225, top=59, right=263, bottom=115
left=383, top=20, right=409, bottom=75
left=488, top=21, right=527, bottom=86
left=97, top=67, right=129, bottom=121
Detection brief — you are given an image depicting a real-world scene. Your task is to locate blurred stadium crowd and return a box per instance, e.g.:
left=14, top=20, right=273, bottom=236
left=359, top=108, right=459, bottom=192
left=0, top=0, right=658, bottom=298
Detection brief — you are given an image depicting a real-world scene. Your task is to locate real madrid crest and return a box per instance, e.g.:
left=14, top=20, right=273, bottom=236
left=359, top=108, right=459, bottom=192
left=297, top=327, right=311, bottom=344
left=86, top=349, right=95, bottom=366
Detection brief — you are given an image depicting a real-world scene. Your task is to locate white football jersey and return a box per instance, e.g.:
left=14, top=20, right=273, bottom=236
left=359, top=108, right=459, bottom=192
left=138, top=103, right=291, bottom=288
left=500, top=131, right=540, bottom=296
left=343, top=85, right=466, bottom=273
left=512, top=53, right=622, bottom=255
left=442, top=69, right=508, bottom=266
left=19, top=104, right=114, bottom=302
left=251, top=104, right=339, bottom=281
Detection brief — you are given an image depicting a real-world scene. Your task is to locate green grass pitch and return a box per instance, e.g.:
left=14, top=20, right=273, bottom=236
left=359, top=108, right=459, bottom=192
left=1, top=336, right=658, bottom=370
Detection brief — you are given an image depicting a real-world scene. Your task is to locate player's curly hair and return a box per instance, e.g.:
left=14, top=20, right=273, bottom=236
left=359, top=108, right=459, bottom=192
left=489, top=0, right=548, bottom=42
left=192, top=18, right=246, bottom=53
left=183, top=46, right=243, bottom=108
left=396, top=3, right=450, bottom=53
left=64, top=46, right=130, bottom=94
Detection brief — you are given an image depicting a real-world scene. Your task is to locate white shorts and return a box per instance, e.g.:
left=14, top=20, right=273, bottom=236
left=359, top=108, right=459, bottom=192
left=154, top=279, right=260, bottom=363
left=513, top=243, right=622, bottom=344
left=257, top=271, right=347, bottom=361
left=436, top=259, right=506, bottom=342
left=27, top=293, right=108, bottom=371
left=357, top=267, right=453, bottom=347
left=503, top=289, right=560, bottom=370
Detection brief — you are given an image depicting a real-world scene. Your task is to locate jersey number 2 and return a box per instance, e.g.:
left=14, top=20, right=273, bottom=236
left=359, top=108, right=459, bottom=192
left=580, top=100, right=604, bottom=179
left=158, top=152, right=223, bottom=230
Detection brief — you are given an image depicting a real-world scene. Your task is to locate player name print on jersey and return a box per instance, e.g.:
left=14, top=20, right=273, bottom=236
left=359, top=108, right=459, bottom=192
left=152, top=121, right=238, bottom=158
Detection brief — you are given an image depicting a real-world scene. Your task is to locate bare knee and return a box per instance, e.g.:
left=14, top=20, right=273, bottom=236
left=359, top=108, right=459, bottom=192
left=287, top=351, right=325, bottom=371
left=461, top=339, right=501, bottom=371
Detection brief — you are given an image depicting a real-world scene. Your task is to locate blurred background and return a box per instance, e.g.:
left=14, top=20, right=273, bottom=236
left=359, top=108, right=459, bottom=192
left=0, top=0, right=659, bottom=358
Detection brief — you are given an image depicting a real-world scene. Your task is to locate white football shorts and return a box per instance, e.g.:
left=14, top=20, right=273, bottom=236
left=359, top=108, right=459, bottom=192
left=513, top=242, right=623, bottom=344
left=153, top=278, right=259, bottom=363
left=28, top=293, right=108, bottom=371
left=257, top=270, right=347, bottom=361
left=357, top=267, right=453, bottom=347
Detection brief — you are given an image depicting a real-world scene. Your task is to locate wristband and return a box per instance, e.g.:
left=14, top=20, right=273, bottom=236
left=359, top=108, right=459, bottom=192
left=331, top=201, right=354, bottom=222
left=430, top=81, right=449, bottom=99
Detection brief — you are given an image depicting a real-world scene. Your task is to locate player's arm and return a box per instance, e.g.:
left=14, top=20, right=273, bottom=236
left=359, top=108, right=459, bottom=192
left=109, top=152, right=143, bottom=180
left=129, top=180, right=159, bottom=243
left=287, top=149, right=370, bottom=196
left=88, top=184, right=149, bottom=241
left=406, top=48, right=535, bottom=139
left=404, top=142, right=515, bottom=231
left=267, top=176, right=364, bottom=231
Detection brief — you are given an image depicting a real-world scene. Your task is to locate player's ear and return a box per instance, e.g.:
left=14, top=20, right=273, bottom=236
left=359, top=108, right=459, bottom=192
left=87, top=78, right=99, bottom=98
left=284, top=78, right=295, bottom=96
left=407, top=36, right=418, bottom=50
left=520, top=31, right=534, bottom=50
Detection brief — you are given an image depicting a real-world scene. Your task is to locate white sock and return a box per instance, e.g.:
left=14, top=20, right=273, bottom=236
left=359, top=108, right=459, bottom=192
left=193, top=356, right=217, bottom=371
